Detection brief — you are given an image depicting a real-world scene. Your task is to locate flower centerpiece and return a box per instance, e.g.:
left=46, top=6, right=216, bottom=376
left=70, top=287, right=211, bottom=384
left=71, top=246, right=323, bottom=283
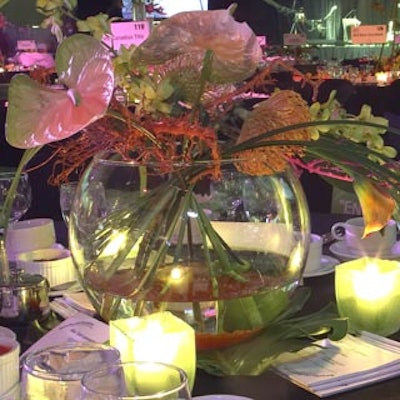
left=2, top=2, right=400, bottom=375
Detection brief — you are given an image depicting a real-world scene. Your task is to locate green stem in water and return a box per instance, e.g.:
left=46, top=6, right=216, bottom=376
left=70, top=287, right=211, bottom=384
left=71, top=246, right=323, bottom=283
left=138, top=165, right=147, bottom=195
left=193, top=197, right=249, bottom=279
left=190, top=49, right=213, bottom=123
left=172, top=184, right=196, bottom=263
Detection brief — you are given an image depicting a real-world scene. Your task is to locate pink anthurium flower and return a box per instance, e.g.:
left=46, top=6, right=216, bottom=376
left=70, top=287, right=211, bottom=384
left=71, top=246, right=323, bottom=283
left=131, top=9, right=262, bottom=84
left=5, top=34, right=114, bottom=149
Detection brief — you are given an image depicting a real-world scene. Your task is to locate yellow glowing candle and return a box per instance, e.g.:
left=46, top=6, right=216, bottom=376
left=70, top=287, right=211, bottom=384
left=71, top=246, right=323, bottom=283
left=109, top=311, right=196, bottom=390
left=375, top=71, right=388, bottom=86
left=335, top=257, right=400, bottom=336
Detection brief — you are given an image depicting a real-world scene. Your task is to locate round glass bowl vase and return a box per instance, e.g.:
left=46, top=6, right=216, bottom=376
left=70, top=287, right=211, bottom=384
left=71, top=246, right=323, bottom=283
left=69, top=154, right=310, bottom=352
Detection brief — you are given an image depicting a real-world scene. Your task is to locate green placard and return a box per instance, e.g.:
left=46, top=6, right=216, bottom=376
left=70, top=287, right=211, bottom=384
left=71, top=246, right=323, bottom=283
left=1, top=0, right=42, bottom=26
left=331, top=186, right=361, bottom=215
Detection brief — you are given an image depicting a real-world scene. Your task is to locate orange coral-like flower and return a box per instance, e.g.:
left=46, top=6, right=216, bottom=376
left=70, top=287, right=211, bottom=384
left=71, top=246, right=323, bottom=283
left=235, top=90, right=313, bottom=175
left=48, top=101, right=221, bottom=185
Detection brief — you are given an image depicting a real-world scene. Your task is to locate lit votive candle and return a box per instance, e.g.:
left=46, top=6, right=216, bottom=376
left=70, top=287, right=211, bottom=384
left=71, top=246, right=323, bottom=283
left=109, top=311, right=196, bottom=390
left=375, top=71, right=388, bottom=86
left=335, top=257, right=400, bottom=336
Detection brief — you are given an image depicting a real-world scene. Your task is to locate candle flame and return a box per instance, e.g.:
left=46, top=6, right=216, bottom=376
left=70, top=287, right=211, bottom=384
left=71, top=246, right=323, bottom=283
left=170, top=266, right=183, bottom=281
left=100, top=229, right=142, bottom=257
left=101, top=230, right=128, bottom=256
left=353, top=263, right=394, bottom=301
left=134, top=320, right=181, bottom=362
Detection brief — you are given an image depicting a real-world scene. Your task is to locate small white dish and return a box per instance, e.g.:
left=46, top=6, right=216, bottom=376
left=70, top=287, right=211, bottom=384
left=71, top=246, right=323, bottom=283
left=329, top=240, right=400, bottom=261
left=5, top=218, right=56, bottom=257
left=16, top=246, right=76, bottom=287
left=303, top=255, right=339, bottom=278
left=193, top=396, right=253, bottom=400
left=8, top=242, right=65, bottom=262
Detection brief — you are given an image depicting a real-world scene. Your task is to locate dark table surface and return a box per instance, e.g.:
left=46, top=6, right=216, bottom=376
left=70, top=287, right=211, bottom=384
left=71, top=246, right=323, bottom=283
left=9, top=214, right=400, bottom=400
left=192, top=273, right=400, bottom=400
left=192, top=213, right=400, bottom=400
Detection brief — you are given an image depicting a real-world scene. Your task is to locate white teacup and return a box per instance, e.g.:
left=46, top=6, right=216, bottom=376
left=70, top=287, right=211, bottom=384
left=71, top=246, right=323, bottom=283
left=304, top=233, right=323, bottom=274
left=5, top=218, right=56, bottom=259
left=0, top=337, right=20, bottom=396
left=331, top=217, right=397, bottom=252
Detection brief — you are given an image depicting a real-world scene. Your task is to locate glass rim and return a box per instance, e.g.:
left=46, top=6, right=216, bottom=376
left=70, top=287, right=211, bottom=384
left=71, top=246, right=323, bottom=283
left=94, top=152, right=236, bottom=164
left=0, top=171, right=28, bottom=179
left=92, top=151, right=291, bottom=171
left=60, top=181, right=79, bottom=189
left=81, top=360, right=189, bottom=399
left=22, top=342, right=121, bottom=381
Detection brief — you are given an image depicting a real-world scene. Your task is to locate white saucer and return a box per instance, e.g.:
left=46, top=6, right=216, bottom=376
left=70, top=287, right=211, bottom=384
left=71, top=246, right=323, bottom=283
left=329, top=240, right=400, bottom=261
left=303, top=255, right=339, bottom=278
left=193, top=396, right=253, bottom=400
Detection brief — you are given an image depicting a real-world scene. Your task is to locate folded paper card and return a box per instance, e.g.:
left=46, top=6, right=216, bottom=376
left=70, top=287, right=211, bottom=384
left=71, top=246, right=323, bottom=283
left=21, top=312, right=109, bottom=360
left=273, top=332, right=400, bottom=397
left=50, top=292, right=96, bottom=319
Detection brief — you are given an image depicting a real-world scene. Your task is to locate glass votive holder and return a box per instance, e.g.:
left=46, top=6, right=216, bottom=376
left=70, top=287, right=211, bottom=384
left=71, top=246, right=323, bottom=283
left=20, top=342, right=121, bottom=400
left=335, top=257, right=400, bottom=336
left=80, top=361, right=192, bottom=400
left=109, top=311, right=196, bottom=391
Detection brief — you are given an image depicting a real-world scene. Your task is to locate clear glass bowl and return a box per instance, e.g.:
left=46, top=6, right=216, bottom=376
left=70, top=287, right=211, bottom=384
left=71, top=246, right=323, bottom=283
left=69, top=154, right=310, bottom=351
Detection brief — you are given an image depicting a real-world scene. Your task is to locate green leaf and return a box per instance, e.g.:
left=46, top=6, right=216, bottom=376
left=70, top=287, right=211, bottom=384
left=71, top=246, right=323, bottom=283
left=197, top=296, right=348, bottom=376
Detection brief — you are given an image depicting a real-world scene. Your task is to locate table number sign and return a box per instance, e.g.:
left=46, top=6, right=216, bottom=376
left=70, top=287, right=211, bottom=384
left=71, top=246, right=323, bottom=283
left=17, top=40, right=37, bottom=52
left=330, top=186, right=361, bottom=215
left=103, top=20, right=151, bottom=51
left=283, top=33, right=307, bottom=46
left=351, top=25, right=387, bottom=44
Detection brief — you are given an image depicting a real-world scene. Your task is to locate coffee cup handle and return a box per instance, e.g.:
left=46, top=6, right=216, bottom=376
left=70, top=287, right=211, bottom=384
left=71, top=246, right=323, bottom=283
left=331, top=222, right=346, bottom=241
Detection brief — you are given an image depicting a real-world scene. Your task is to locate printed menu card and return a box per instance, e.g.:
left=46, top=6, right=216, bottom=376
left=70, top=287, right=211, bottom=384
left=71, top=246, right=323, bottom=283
left=273, top=331, right=400, bottom=397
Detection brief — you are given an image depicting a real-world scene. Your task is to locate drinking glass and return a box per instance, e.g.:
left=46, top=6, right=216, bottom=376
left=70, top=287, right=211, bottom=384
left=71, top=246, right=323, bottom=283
left=0, top=171, right=32, bottom=228
left=80, top=361, right=192, bottom=399
left=59, top=182, right=78, bottom=226
left=20, top=342, right=121, bottom=400
left=59, top=181, right=107, bottom=227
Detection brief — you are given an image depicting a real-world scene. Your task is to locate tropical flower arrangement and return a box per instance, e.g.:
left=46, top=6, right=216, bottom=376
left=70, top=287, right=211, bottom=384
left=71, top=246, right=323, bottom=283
left=5, top=3, right=398, bottom=234
left=2, top=2, right=400, bottom=375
